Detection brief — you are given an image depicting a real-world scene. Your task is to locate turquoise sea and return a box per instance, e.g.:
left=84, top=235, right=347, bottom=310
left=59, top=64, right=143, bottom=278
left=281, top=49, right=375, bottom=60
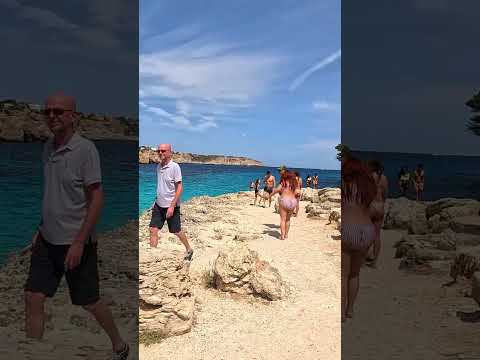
left=139, top=163, right=340, bottom=214
left=0, top=141, right=339, bottom=264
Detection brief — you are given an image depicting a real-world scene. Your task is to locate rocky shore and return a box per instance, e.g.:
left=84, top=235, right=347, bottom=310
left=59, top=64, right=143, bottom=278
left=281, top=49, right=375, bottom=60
left=344, top=196, right=480, bottom=359
left=139, top=147, right=262, bottom=166
left=0, top=99, right=138, bottom=142
left=0, top=187, right=340, bottom=359
left=0, top=221, right=139, bottom=359
left=139, top=187, right=341, bottom=360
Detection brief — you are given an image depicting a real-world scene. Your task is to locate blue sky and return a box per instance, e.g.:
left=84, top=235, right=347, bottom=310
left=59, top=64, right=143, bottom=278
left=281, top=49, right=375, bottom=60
left=140, top=0, right=340, bottom=170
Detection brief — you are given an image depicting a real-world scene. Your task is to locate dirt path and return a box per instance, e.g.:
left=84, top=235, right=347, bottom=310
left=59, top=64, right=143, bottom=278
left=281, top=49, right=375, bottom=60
left=140, top=194, right=341, bottom=360
left=343, top=229, right=480, bottom=359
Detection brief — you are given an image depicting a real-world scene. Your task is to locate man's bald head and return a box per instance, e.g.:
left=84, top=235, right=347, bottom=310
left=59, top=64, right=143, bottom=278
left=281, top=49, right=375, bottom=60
left=158, top=144, right=173, bottom=165
left=45, top=93, right=76, bottom=111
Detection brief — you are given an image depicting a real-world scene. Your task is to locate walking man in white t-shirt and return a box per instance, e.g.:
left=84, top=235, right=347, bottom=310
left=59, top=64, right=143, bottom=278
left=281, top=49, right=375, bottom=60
left=24, top=93, right=129, bottom=359
left=149, top=144, right=193, bottom=261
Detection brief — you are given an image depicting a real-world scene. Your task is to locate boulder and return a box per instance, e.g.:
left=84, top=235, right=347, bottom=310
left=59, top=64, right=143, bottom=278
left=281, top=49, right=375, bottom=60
left=301, top=188, right=318, bottom=202
left=213, top=245, right=286, bottom=301
left=426, top=199, right=480, bottom=218
left=139, top=250, right=195, bottom=338
left=384, top=198, right=428, bottom=233
left=450, top=216, right=480, bottom=235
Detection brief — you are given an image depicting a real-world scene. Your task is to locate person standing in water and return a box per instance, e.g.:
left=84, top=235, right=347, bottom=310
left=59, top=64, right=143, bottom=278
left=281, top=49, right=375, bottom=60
left=341, top=157, right=377, bottom=322
left=270, top=170, right=300, bottom=240
left=306, top=174, right=312, bottom=188
left=366, top=160, right=389, bottom=268
left=313, top=173, right=319, bottom=189
left=414, top=164, right=425, bottom=201
left=398, top=167, right=410, bottom=197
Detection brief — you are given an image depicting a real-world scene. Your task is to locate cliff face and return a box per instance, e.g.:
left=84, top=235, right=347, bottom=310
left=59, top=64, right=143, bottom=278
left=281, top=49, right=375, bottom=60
left=139, top=148, right=263, bottom=166
left=0, top=100, right=138, bottom=142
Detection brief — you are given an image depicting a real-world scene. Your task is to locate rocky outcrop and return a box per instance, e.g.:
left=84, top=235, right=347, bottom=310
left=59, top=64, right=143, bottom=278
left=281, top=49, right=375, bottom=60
left=139, top=250, right=195, bottom=338
left=138, top=147, right=262, bottom=166
left=213, top=245, right=286, bottom=301
left=0, top=220, right=138, bottom=358
left=0, top=99, right=138, bottom=142
left=383, top=198, right=428, bottom=234
left=302, top=188, right=341, bottom=224
left=384, top=197, right=480, bottom=235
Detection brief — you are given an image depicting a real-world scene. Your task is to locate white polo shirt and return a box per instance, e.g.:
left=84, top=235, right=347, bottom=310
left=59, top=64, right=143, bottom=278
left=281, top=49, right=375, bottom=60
left=39, top=133, right=102, bottom=245
left=155, top=160, right=182, bottom=208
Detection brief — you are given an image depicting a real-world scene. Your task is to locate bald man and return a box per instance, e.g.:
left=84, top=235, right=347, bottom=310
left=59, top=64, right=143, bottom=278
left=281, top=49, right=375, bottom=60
left=24, top=93, right=129, bottom=359
left=149, top=144, right=193, bottom=260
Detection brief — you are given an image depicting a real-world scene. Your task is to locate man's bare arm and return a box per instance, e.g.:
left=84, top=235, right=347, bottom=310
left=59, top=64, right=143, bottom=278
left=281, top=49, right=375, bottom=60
left=171, top=181, right=183, bottom=208
left=75, top=183, right=103, bottom=244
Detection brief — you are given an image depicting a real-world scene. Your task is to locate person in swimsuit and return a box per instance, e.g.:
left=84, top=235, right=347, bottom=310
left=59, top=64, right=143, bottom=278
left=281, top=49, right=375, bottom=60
left=414, top=164, right=425, bottom=201
left=305, top=175, right=312, bottom=188
left=313, top=174, right=319, bottom=189
left=341, top=158, right=377, bottom=322
left=293, top=171, right=303, bottom=217
left=270, top=170, right=299, bottom=240
left=398, top=167, right=410, bottom=197
left=260, top=170, right=276, bottom=208
left=253, top=178, right=261, bottom=206
left=366, top=160, right=389, bottom=268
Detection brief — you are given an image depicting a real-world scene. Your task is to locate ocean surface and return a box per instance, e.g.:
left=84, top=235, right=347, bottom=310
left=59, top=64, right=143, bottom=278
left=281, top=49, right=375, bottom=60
left=0, top=141, right=138, bottom=264
left=352, top=151, right=480, bottom=201
left=1, top=140, right=339, bottom=264
left=139, top=164, right=340, bottom=214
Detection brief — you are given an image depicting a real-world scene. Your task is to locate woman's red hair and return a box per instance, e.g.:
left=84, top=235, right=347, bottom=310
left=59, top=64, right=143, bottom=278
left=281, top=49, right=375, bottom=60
left=280, top=171, right=298, bottom=192
left=342, top=157, right=376, bottom=206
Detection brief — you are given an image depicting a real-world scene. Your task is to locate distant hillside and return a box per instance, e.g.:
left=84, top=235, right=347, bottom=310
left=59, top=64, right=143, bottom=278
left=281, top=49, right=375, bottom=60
left=139, top=147, right=263, bottom=166
left=0, top=99, right=138, bottom=142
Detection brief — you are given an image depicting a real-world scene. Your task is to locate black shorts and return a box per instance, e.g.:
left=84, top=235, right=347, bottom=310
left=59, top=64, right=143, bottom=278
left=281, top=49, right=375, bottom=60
left=264, top=186, right=274, bottom=194
left=24, top=233, right=99, bottom=306
left=149, top=204, right=182, bottom=233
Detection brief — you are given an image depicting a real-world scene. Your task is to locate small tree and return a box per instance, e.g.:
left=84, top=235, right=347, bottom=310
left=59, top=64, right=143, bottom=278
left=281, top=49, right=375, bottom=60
left=466, top=91, right=480, bottom=135
left=335, top=143, right=351, bottom=161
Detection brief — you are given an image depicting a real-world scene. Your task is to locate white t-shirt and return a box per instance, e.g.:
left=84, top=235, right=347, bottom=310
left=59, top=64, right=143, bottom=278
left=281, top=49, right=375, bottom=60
left=155, top=160, right=182, bottom=208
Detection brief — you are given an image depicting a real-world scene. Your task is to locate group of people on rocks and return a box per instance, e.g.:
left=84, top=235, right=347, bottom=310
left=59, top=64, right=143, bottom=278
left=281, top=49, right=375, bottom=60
left=249, top=167, right=307, bottom=240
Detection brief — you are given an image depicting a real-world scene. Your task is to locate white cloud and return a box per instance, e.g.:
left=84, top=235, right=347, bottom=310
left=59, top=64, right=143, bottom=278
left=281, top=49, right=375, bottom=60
left=313, top=100, right=339, bottom=111
left=289, top=49, right=341, bottom=91
left=140, top=35, right=284, bottom=133
left=298, top=139, right=339, bottom=151
left=140, top=100, right=218, bottom=133
left=0, top=0, right=79, bottom=30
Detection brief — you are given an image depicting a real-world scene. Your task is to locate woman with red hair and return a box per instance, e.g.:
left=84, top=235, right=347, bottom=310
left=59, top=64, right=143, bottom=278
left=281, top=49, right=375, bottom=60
left=341, top=157, right=377, bottom=322
left=271, top=170, right=300, bottom=240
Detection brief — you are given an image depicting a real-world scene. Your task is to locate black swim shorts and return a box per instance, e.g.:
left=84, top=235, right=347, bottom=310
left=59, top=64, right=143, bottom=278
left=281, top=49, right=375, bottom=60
left=149, top=203, right=182, bottom=233
left=264, top=186, right=274, bottom=194
left=24, top=233, right=99, bottom=306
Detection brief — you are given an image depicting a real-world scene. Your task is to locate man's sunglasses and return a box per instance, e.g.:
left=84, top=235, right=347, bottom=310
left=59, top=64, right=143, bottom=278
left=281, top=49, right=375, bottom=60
left=43, top=108, right=72, bottom=116
left=159, top=150, right=167, bottom=153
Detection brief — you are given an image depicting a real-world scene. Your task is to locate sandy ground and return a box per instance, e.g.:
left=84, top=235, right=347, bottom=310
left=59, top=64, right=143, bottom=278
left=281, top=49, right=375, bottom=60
left=343, top=229, right=480, bottom=360
left=140, top=195, right=341, bottom=360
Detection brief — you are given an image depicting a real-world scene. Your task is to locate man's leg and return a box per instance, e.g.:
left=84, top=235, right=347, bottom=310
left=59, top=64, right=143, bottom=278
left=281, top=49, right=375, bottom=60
left=25, top=291, right=46, bottom=339
left=175, top=231, right=192, bottom=252
left=149, top=226, right=159, bottom=247
left=83, top=300, right=126, bottom=352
